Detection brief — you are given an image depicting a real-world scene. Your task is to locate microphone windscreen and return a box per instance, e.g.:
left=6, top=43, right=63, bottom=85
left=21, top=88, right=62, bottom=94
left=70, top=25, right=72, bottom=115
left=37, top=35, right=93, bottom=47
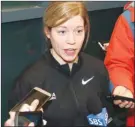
left=87, top=94, right=102, bottom=115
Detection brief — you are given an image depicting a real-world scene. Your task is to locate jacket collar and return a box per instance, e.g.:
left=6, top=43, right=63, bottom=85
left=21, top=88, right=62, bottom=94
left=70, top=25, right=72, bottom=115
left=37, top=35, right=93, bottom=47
left=44, top=50, right=82, bottom=77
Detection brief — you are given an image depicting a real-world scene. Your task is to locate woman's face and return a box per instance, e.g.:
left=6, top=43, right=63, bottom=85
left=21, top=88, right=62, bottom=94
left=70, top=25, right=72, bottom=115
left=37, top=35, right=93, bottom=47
left=45, top=15, right=85, bottom=63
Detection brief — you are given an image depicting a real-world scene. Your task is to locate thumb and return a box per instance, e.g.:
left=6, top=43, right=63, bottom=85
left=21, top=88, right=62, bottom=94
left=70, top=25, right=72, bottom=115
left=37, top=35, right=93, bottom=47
left=4, top=112, right=16, bottom=126
left=113, top=86, right=126, bottom=95
left=4, top=118, right=14, bottom=126
left=9, top=112, right=16, bottom=120
left=30, top=99, right=39, bottom=111
left=40, top=108, right=43, bottom=112
left=28, top=122, right=35, bottom=126
left=43, top=119, right=47, bottom=125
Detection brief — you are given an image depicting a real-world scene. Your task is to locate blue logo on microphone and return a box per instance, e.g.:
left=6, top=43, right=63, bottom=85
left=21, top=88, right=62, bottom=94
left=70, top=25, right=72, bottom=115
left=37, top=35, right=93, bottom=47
left=87, top=108, right=108, bottom=126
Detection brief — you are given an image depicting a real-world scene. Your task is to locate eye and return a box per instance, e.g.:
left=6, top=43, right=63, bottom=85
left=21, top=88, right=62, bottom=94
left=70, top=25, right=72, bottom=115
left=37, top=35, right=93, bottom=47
left=57, top=30, right=66, bottom=35
left=78, top=30, right=83, bottom=33
left=75, top=29, right=84, bottom=35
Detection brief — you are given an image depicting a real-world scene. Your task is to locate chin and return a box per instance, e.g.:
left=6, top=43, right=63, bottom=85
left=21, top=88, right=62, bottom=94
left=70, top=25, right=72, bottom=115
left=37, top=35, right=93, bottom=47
left=63, top=56, right=77, bottom=63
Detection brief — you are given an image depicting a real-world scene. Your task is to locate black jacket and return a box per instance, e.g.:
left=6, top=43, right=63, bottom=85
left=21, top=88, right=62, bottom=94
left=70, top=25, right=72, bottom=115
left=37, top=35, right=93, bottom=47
left=8, top=51, right=126, bottom=126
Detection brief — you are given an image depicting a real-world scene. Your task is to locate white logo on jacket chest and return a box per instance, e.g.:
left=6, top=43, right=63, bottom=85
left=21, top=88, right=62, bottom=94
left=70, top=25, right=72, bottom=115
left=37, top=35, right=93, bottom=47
left=82, top=76, right=94, bottom=85
left=49, top=93, right=56, bottom=100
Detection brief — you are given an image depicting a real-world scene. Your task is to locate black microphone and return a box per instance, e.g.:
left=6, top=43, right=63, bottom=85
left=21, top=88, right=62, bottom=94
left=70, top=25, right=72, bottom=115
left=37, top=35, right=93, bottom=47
left=106, top=95, right=135, bottom=103
left=86, top=95, right=108, bottom=126
left=87, top=95, right=103, bottom=115
left=100, top=94, right=128, bottom=127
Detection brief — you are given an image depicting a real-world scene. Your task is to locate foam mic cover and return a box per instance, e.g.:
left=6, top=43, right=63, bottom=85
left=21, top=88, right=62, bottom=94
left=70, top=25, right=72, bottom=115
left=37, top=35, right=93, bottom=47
left=86, top=94, right=108, bottom=126
left=87, top=94, right=103, bottom=115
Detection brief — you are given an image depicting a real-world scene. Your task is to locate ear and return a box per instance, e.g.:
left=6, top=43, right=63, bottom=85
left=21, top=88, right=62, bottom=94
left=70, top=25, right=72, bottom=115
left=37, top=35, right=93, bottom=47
left=44, top=27, right=51, bottom=39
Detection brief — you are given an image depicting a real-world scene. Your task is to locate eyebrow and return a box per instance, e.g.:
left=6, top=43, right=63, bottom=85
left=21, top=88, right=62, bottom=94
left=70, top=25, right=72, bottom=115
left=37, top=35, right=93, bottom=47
left=58, top=26, right=84, bottom=29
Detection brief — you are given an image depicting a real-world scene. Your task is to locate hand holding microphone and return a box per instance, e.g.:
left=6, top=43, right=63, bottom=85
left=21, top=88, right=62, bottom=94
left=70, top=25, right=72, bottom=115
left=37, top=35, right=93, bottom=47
left=5, top=87, right=52, bottom=126
left=113, top=86, right=134, bottom=109
left=4, top=99, right=41, bottom=126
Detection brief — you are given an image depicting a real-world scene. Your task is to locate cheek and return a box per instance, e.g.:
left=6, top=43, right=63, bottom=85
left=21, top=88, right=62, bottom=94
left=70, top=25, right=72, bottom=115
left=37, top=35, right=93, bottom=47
left=50, top=35, right=65, bottom=50
left=76, top=35, right=85, bottom=48
left=77, top=41, right=84, bottom=49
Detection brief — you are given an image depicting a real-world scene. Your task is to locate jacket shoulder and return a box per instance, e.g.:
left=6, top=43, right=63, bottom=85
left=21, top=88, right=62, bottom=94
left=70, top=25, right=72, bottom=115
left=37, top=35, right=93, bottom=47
left=81, top=52, right=108, bottom=76
left=16, top=55, right=48, bottom=85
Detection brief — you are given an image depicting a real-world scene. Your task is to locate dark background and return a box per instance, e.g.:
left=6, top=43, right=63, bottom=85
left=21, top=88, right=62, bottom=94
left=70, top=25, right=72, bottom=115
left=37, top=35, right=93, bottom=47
left=1, top=7, right=123, bottom=125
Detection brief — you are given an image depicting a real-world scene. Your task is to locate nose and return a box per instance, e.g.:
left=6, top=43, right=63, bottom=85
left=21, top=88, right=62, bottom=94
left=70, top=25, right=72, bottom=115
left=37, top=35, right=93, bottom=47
left=66, top=32, right=76, bottom=45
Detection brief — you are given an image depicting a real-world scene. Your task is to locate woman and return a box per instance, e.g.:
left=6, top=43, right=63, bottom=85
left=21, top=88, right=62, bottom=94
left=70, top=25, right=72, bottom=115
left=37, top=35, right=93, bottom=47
left=5, top=2, right=125, bottom=126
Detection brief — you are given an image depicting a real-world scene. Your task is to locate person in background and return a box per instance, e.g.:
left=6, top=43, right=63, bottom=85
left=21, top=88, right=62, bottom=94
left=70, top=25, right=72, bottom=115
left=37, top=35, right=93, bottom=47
left=104, top=1, right=134, bottom=127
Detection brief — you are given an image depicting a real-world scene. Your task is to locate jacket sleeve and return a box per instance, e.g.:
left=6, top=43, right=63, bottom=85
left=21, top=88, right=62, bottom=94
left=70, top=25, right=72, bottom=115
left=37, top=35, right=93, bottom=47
left=104, top=14, right=134, bottom=94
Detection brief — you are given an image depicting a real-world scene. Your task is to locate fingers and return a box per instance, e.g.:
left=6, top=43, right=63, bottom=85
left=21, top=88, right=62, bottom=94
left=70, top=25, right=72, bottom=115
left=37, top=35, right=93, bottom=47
left=103, top=43, right=109, bottom=47
left=28, top=122, right=35, bottom=126
left=113, top=100, right=122, bottom=105
left=113, top=100, right=132, bottom=108
left=30, top=99, right=39, bottom=111
left=19, top=99, right=39, bottom=112
left=5, top=99, right=40, bottom=127
left=19, top=104, right=30, bottom=112
left=125, top=101, right=133, bottom=108
left=113, top=87, right=124, bottom=105
left=9, top=112, right=16, bottom=120
left=103, top=43, right=109, bottom=51
left=43, top=119, right=47, bottom=125
left=113, top=86, right=134, bottom=109
left=40, top=108, right=43, bottom=112
left=119, top=101, right=129, bottom=108
left=4, top=112, right=16, bottom=126
left=131, top=103, right=135, bottom=109
left=4, top=119, right=14, bottom=126
left=114, top=99, right=134, bottom=109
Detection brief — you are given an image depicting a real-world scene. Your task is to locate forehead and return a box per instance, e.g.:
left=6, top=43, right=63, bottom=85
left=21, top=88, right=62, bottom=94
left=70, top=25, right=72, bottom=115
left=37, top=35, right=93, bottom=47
left=58, top=15, right=84, bottom=28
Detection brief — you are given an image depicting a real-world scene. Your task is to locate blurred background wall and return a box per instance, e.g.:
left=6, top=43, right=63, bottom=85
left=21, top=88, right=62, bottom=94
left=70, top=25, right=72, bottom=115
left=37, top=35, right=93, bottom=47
left=1, top=1, right=126, bottom=125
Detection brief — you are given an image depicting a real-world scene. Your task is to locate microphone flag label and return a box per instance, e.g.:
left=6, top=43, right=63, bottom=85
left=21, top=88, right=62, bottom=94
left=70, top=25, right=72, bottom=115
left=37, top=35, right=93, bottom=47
left=87, top=108, right=108, bottom=126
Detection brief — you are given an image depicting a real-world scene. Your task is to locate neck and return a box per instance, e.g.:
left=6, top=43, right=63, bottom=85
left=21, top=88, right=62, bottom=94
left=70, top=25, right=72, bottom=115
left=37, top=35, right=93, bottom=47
left=68, top=63, right=73, bottom=71
left=50, top=49, right=66, bottom=65
left=50, top=48, right=78, bottom=71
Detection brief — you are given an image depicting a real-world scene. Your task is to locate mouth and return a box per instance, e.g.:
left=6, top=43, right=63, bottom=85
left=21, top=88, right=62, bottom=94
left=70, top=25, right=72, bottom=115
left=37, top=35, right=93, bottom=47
left=64, top=49, right=76, bottom=56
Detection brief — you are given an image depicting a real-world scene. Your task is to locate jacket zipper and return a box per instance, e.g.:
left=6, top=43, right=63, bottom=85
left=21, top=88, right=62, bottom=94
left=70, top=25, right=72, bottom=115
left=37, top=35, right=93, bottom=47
left=69, top=74, right=80, bottom=113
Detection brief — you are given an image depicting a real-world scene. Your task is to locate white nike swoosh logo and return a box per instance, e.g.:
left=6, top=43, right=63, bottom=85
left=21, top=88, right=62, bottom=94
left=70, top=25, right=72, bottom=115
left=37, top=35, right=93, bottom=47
left=82, top=76, right=94, bottom=85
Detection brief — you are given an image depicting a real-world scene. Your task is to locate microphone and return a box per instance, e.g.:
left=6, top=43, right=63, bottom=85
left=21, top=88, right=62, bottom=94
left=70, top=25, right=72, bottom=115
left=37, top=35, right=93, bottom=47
left=86, top=95, right=108, bottom=127
left=106, top=95, right=135, bottom=103
left=101, top=94, right=128, bottom=127
left=86, top=93, right=128, bottom=127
